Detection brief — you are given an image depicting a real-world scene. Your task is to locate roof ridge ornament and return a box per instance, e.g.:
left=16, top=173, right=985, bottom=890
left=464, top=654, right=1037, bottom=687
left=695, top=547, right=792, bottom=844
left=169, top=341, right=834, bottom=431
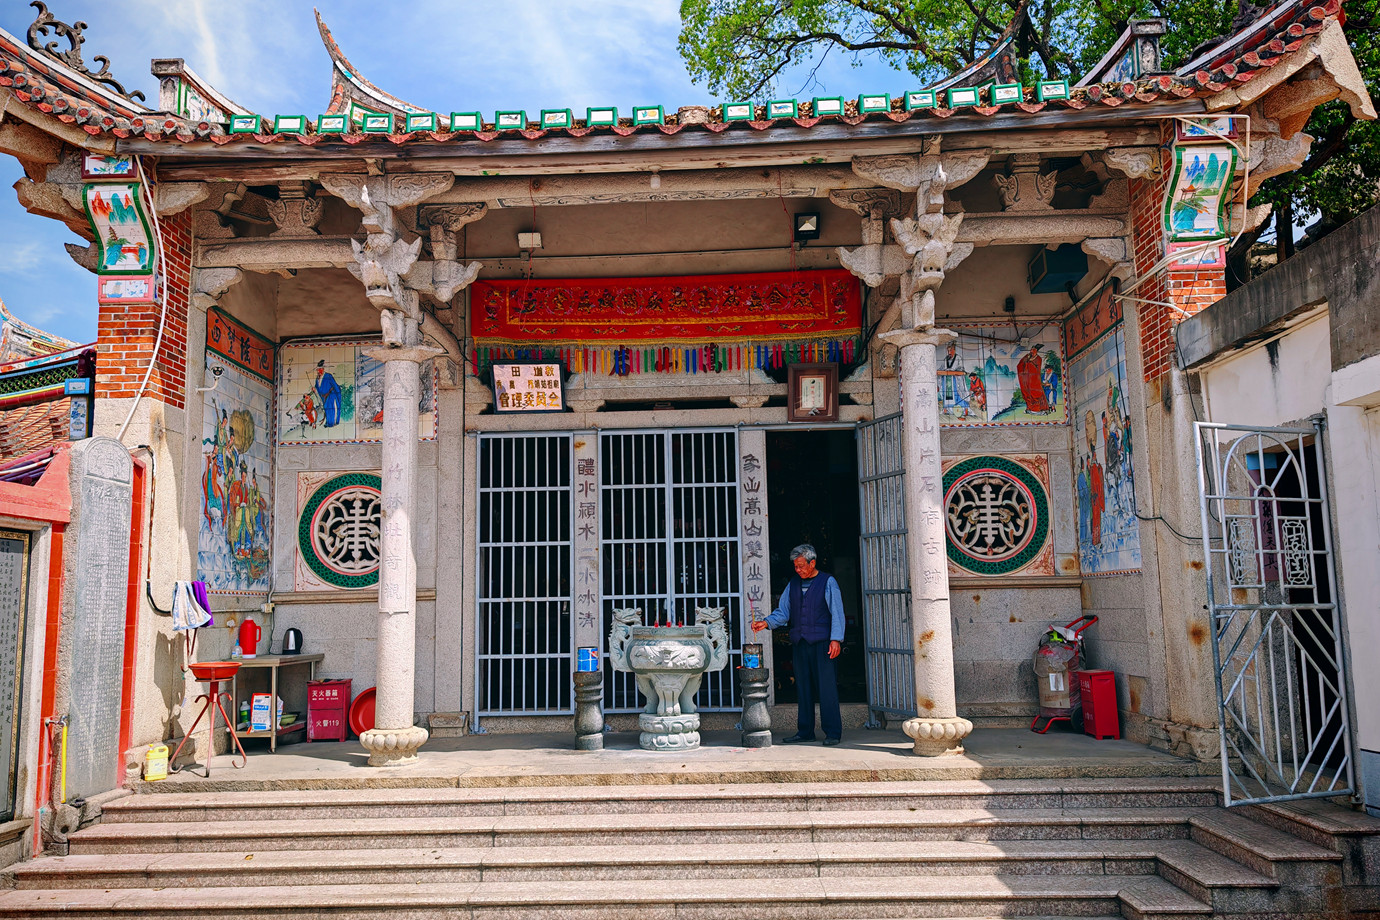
left=26, top=1, right=146, bottom=103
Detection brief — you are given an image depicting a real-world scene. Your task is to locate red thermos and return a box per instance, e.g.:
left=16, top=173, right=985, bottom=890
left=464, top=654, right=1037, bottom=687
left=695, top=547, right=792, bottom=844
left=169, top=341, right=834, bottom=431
left=238, top=617, right=262, bottom=659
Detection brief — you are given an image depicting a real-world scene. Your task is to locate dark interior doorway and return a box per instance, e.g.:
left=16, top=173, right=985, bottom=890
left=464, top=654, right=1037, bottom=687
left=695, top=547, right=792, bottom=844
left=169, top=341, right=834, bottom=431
left=1255, top=441, right=1343, bottom=771
left=765, top=429, right=867, bottom=704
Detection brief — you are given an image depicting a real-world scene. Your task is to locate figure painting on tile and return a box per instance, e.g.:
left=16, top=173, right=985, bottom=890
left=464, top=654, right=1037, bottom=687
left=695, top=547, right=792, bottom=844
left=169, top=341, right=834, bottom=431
left=1066, top=283, right=1141, bottom=575
left=198, top=309, right=274, bottom=594
left=279, top=339, right=436, bottom=443
left=938, top=325, right=1065, bottom=427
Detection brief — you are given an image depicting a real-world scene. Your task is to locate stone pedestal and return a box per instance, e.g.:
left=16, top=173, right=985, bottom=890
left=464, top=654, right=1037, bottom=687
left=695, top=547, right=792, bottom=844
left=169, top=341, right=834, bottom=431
left=738, top=666, right=772, bottom=748
left=885, top=329, right=974, bottom=757
left=573, top=670, right=604, bottom=751
left=358, top=345, right=438, bottom=767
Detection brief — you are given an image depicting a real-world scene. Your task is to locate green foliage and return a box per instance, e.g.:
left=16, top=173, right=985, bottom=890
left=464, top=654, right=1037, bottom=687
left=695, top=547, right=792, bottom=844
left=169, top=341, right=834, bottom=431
left=679, top=0, right=1380, bottom=233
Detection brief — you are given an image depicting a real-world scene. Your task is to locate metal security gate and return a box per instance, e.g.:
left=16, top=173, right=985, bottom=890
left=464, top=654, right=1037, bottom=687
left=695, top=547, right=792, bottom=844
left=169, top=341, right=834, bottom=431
left=476, top=433, right=575, bottom=715
left=600, top=429, right=743, bottom=712
left=857, top=413, right=915, bottom=721
left=1195, top=420, right=1353, bottom=806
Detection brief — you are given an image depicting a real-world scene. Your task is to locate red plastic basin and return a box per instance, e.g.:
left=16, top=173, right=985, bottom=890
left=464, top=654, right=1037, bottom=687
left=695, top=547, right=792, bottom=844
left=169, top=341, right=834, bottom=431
left=188, top=661, right=241, bottom=681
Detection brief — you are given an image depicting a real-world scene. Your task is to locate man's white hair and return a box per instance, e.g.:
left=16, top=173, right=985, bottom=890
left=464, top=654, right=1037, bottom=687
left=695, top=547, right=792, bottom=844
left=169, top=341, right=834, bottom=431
left=789, top=544, right=817, bottom=562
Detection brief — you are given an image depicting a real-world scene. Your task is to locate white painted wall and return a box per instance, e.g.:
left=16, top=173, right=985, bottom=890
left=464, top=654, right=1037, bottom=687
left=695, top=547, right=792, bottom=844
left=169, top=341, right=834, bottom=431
left=1199, top=314, right=1331, bottom=428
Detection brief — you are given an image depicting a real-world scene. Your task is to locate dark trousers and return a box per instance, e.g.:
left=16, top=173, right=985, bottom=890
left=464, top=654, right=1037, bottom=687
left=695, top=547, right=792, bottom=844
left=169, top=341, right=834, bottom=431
left=792, top=639, right=842, bottom=740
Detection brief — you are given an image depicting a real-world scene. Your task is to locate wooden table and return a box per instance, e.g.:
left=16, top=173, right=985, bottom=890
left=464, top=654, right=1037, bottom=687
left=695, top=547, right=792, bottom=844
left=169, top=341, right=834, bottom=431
left=228, top=653, right=324, bottom=752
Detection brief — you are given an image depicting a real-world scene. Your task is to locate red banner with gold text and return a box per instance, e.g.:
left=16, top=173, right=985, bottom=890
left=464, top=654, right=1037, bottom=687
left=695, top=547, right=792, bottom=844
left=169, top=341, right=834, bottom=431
left=470, top=270, right=861, bottom=346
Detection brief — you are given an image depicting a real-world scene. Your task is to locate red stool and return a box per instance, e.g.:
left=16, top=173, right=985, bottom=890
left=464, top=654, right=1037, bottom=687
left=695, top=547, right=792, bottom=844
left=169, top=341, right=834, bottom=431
left=171, top=661, right=247, bottom=776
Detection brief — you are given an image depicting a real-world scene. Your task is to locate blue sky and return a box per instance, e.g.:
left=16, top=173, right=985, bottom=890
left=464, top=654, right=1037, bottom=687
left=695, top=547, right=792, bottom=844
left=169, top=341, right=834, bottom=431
left=0, top=1, right=915, bottom=344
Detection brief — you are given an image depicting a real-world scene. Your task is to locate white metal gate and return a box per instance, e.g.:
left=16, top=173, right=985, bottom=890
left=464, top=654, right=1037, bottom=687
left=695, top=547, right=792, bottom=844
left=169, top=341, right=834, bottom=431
left=600, top=429, right=744, bottom=712
left=476, top=433, right=574, bottom=715
left=857, top=413, right=915, bottom=721
left=1195, top=420, right=1354, bottom=806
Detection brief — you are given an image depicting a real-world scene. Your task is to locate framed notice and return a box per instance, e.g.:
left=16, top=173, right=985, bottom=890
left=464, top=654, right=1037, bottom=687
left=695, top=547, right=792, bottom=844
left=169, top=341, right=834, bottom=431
left=492, top=362, right=566, bottom=413
left=787, top=362, right=838, bottom=423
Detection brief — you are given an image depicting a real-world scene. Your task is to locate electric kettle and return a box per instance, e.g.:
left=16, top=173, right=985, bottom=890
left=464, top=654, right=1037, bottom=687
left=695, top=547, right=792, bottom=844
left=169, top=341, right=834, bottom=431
left=283, top=627, right=303, bottom=655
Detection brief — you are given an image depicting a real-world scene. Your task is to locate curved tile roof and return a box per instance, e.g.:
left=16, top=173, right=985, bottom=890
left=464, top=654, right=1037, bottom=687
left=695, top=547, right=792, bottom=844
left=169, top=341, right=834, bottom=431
left=0, top=0, right=1349, bottom=149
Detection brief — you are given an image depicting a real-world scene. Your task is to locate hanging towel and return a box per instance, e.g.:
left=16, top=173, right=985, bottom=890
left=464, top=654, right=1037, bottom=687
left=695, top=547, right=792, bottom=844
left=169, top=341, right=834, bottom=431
left=172, top=580, right=213, bottom=632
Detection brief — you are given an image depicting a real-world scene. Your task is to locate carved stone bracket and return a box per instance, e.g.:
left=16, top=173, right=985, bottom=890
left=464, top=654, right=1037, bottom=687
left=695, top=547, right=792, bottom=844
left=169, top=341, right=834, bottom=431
left=191, top=267, right=244, bottom=311
left=153, top=183, right=210, bottom=216
left=409, top=204, right=488, bottom=302
left=320, top=173, right=455, bottom=239
left=1081, top=237, right=1129, bottom=267
left=193, top=182, right=248, bottom=241
left=1103, top=146, right=1161, bottom=180
left=265, top=184, right=325, bottom=239
left=993, top=154, right=1056, bottom=212
left=850, top=145, right=991, bottom=211
left=321, top=173, right=476, bottom=362
left=832, top=188, right=907, bottom=287
left=828, top=189, right=901, bottom=244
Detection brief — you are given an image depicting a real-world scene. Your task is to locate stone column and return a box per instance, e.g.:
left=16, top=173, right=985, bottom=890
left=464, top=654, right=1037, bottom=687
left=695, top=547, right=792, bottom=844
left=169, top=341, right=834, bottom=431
left=359, top=341, right=440, bottom=767
left=886, top=329, right=973, bottom=756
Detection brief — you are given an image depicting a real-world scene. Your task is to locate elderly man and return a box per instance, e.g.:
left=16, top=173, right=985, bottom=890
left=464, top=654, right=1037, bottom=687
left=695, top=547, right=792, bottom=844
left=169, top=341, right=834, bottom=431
left=751, top=543, right=845, bottom=745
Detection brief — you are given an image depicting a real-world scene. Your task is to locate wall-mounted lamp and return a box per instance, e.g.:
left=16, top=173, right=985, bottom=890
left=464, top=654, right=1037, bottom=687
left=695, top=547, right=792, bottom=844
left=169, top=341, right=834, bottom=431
left=1003, top=296, right=1016, bottom=314
left=793, top=212, right=820, bottom=244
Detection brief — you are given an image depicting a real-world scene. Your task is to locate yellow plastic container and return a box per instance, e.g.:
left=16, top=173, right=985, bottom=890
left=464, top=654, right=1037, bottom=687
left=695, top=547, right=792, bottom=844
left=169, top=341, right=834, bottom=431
left=143, top=744, right=169, bottom=781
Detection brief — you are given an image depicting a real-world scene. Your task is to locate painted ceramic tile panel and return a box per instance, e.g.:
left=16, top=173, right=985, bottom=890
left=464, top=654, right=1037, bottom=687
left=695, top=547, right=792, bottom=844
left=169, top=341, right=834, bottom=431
left=938, top=325, right=1066, bottom=427
left=83, top=183, right=155, bottom=274
left=81, top=154, right=137, bottom=178
left=198, top=311, right=274, bottom=594
left=278, top=340, right=436, bottom=444
left=1068, top=322, right=1141, bottom=576
left=1163, top=143, right=1238, bottom=242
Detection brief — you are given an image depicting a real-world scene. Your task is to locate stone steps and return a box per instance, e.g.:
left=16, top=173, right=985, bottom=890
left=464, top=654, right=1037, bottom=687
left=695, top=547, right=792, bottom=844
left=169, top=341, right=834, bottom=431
left=0, top=874, right=1211, bottom=920
left=13, top=839, right=1261, bottom=889
left=3, top=775, right=1375, bottom=918
left=66, top=807, right=1208, bottom=854
left=97, top=777, right=1224, bottom=822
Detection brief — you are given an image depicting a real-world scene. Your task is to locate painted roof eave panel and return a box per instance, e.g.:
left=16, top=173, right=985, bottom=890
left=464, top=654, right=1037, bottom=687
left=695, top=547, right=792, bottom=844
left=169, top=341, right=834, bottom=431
left=116, top=98, right=1205, bottom=169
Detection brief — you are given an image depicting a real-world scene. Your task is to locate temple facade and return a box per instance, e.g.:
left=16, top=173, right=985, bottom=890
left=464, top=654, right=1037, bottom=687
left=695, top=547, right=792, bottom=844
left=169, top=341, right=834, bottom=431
left=0, top=0, right=1374, bottom=847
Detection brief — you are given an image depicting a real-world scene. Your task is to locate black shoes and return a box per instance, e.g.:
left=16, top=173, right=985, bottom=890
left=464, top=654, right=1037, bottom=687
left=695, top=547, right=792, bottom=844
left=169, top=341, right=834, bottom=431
left=823, top=737, right=842, bottom=747
left=781, top=734, right=815, bottom=744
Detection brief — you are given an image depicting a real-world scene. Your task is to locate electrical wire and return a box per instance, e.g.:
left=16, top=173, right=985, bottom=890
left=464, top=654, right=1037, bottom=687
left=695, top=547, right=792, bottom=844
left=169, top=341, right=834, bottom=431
left=116, top=156, right=170, bottom=443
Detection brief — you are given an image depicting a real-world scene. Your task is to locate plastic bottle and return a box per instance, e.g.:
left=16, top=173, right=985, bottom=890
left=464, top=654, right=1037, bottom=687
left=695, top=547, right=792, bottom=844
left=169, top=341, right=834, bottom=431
left=239, top=699, right=249, bottom=727
left=231, top=640, right=242, bottom=660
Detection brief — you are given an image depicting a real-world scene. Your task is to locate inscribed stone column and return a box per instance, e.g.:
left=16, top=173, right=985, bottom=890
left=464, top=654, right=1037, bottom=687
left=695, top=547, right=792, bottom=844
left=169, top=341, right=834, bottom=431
left=359, top=339, right=440, bottom=767
left=885, top=329, right=972, bottom=755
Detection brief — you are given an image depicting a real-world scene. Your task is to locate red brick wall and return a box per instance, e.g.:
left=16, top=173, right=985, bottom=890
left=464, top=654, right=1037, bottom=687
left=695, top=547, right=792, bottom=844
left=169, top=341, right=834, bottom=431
left=94, top=209, right=191, bottom=410
left=1129, top=134, right=1228, bottom=383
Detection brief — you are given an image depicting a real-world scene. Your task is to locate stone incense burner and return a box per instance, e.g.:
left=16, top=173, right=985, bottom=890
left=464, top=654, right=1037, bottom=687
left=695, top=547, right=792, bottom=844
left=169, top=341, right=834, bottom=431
left=608, top=606, right=729, bottom=751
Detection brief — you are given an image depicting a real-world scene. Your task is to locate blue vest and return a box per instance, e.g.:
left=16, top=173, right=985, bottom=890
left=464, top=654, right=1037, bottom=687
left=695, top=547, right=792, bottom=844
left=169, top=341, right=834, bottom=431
left=789, top=572, right=833, bottom=644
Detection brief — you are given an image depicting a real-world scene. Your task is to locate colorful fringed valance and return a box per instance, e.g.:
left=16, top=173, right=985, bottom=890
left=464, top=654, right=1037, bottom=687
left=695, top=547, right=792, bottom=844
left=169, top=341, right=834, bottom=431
left=470, top=269, right=861, bottom=346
